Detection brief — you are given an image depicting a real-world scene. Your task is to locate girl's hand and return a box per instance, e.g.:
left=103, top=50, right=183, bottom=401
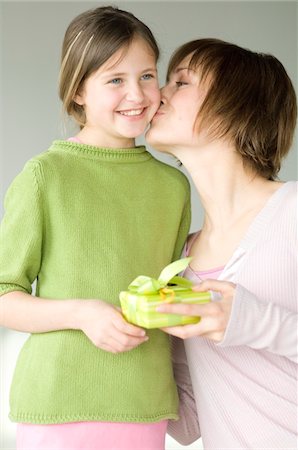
left=75, top=300, right=148, bottom=353
left=157, top=280, right=236, bottom=342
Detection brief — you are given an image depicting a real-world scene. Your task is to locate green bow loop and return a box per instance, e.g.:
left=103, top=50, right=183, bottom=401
left=128, top=276, right=161, bottom=294
left=128, top=257, right=193, bottom=295
left=158, top=257, right=192, bottom=285
left=168, top=276, right=193, bottom=290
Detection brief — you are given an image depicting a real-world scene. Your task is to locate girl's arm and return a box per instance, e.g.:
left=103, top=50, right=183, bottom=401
left=157, top=280, right=298, bottom=363
left=0, top=290, right=148, bottom=353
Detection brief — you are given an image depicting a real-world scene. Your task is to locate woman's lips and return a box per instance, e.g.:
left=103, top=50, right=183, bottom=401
left=152, top=109, right=165, bottom=120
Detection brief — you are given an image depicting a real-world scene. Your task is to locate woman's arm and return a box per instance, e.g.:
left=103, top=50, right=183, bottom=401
left=157, top=280, right=298, bottom=363
left=0, top=290, right=148, bottom=353
left=168, top=337, right=200, bottom=445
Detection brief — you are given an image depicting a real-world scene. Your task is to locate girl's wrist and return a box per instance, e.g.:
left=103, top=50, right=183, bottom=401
left=66, top=299, right=85, bottom=331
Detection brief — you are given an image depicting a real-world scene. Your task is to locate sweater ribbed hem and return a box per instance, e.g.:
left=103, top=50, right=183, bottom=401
left=9, top=411, right=179, bottom=425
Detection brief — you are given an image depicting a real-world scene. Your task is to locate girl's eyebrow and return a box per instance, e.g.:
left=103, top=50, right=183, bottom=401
left=100, top=67, right=157, bottom=79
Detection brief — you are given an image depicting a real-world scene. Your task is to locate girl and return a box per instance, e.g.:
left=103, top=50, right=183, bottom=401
left=0, top=7, right=191, bottom=450
left=146, top=38, right=297, bottom=448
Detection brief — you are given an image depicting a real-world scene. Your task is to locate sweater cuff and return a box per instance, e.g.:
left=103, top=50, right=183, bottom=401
left=0, top=283, right=30, bottom=297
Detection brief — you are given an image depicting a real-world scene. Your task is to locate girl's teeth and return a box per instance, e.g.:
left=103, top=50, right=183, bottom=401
left=119, top=109, right=143, bottom=116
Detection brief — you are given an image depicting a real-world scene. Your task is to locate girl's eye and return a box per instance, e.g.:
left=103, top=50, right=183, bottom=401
left=141, top=73, right=154, bottom=81
left=109, top=78, right=122, bottom=85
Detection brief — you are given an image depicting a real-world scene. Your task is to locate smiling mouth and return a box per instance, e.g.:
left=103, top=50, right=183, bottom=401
left=118, top=108, right=145, bottom=116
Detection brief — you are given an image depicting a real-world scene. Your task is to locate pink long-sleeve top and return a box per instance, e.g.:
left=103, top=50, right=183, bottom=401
left=169, top=181, right=298, bottom=449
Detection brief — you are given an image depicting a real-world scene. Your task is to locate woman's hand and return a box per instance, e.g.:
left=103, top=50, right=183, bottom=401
left=157, top=280, right=236, bottom=342
left=74, top=299, right=148, bottom=353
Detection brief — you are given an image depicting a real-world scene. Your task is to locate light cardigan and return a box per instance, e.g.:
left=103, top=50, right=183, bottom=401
left=0, top=140, right=191, bottom=424
left=169, top=181, right=298, bottom=449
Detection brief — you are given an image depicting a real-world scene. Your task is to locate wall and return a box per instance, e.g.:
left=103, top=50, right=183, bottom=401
left=0, top=1, right=297, bottom=449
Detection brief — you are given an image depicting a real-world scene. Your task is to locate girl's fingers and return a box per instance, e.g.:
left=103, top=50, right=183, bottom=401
left=107, top=328, right=148, bottom=352
left=114, top=313, right=147, bottom=337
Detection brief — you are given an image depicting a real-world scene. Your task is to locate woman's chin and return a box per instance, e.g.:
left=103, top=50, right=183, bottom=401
left=147, top=140, right=171, bottom=154
left=146, top=130, right=168, bottom=153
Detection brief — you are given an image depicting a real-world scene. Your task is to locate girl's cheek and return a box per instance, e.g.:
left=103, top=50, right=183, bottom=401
left=152, top=87, right=161, bottom=105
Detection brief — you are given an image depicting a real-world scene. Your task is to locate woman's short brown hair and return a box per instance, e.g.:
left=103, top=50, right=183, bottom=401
left=167, top=38, right=297, bottom=179
left=59, top=6, right=159, bottom=127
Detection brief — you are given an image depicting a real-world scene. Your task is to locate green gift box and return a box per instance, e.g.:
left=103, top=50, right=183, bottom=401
left=120, top=257, right=211, bottom=329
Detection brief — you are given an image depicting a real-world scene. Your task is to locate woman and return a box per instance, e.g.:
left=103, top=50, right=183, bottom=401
left=146, top=38, right=297, bottom=449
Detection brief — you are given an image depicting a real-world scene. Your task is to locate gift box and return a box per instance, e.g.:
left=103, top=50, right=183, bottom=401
left=119, top=257, right=211, bottom=329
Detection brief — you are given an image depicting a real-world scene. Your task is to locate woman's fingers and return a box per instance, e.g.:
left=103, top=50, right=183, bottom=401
left=156, top=279, right=236, bottom=341
left=156, top=301, right=216, bottom=317
left=161, top=315, right=227, bottom=341
left=193, top=279, right=236, bottom=295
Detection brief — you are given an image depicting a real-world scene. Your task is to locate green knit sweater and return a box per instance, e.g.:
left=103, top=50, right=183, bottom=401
left=0, top=140, right=191, bottom=424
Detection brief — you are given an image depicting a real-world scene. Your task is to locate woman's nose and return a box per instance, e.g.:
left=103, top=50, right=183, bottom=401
left=160, top=84, right=170, bottom=103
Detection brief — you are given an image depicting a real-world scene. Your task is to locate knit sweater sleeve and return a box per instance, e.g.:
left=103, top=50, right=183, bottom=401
left=0, top=160, right=43, bottom=296
left=172, top=181, right=191, bottom=261
left=218, top=284, right=298, bottom=363
left=167, top=337, right=200, bottom=445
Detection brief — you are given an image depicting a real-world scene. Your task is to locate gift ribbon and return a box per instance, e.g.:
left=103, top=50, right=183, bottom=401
left=127, top=257, right=193, bottom=296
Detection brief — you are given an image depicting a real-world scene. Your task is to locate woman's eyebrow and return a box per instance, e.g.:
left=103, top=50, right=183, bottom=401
left=175, top=67, right=188, bottom=73
left=175, top=67, right=196, bottom=74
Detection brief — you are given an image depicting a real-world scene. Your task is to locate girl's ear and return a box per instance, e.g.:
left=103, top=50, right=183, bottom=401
left=74, top=92, right=84, bottom=106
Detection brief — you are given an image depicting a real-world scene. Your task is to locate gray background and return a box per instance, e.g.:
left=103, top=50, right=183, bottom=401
left=0, top=1, right=297, bottom=449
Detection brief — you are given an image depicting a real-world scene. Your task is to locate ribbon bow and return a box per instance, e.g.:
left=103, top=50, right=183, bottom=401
left=127, top=257, right=193, bottom=296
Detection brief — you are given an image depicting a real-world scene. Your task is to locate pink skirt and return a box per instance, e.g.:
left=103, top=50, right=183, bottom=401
left=17, top=420, right=168, bottom=450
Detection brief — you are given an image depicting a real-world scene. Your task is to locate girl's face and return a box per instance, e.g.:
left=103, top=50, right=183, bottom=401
left=146, top=55, right=208, bottom=153
left=75, top=37, right=160, bottom=148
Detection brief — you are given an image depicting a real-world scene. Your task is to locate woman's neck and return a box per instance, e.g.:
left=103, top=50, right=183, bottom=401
left=176, top=141, right=280, bottom=233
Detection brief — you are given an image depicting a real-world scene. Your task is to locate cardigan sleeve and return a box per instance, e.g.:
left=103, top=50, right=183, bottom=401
left=167, top=337, right=200, bottom=445
left=218, top=284, right=298, bottom=363
left=0, top=160, right=44, bottom=296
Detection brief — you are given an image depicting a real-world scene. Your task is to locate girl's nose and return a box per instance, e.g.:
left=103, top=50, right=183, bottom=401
left=126, top=82, right=145, bottom=103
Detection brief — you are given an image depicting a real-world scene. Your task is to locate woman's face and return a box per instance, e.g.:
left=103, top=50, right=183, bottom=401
left=146, top=55, right=208, bottom=153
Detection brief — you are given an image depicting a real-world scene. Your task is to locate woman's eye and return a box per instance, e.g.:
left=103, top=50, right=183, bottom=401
left=109, top=78, right=122, bottom=85
left=141, top=73, right=154, bottom=81
left=176, top=81, right=188, bottom=87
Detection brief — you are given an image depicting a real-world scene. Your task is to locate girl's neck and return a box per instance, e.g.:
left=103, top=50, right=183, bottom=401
left=76, top=128, right=136, bottom=149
